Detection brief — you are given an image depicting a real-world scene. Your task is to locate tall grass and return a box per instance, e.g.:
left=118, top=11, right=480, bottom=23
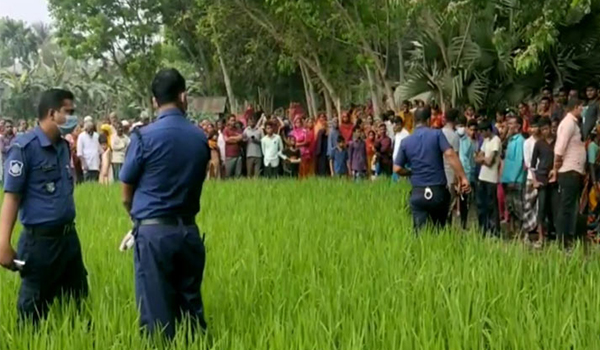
left=0, top=179, right=599, bottom=349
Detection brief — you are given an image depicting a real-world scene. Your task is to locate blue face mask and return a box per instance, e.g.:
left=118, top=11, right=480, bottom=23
left=58, top=115, right=79, bottom=135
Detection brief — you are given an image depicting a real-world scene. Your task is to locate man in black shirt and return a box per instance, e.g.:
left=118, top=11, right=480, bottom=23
left=531, top=117, right=558, bottom=244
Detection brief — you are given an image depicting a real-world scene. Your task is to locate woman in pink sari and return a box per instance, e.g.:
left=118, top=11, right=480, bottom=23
left=305, top=117, right=316, bottom=177
left=289, top=116, right=311, bottom=178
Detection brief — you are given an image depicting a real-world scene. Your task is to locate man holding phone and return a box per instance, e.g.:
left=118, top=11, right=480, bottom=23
left=0, top=89, right=88, bottom=323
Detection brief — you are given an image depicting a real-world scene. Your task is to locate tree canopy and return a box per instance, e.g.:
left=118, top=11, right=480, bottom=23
left=1, top=0, right=600, bottom=120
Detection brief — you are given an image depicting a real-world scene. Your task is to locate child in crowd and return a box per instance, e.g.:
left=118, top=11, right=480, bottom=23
left=330, top=136, right=349, bottom=177
left=531, top=117, right=557, bottom=245
left=365, top=130, right=377, bottom=179
left=208, top=129, right=221, bottom=179
left=348, top=128, right=368, bottom=180
left=99, top=134, right=113, bottom=185
left=283, top=136, right=302, bottom=178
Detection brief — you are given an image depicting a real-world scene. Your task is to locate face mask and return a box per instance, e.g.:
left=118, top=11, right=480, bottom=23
left=457, top=127, right=466, bottom=137
left=58, top=115, right=79, bottom=135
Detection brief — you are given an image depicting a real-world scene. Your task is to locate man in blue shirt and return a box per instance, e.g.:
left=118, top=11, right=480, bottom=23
left=0, top=89, right=86, bottom=323
left=394, top=108, right=470, bottom=231
left=329, top=135, right=349, bottom=177
left=501, top=114, right=526, bottom=237
left=457, top=118, right=478, bottom=229
left=120, top=69, right=210, bottom=338
left=327, top=117, right=340, bottom=158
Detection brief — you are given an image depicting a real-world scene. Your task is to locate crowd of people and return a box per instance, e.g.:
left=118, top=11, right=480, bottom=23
left=195, top=84, right=599, bottom=248
left=0, top=83, right=598, bottom=247
left=0, top=113, right=136, bottom=185
left=0, top=66, right=596, bottom=340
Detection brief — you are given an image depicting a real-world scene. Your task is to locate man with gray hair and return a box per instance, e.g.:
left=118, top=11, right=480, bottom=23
left=77, top=120, right=101, bottom=182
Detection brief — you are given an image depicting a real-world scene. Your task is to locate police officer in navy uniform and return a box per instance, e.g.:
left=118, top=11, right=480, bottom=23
left=0, top=89, right=87, bottom=322
left=394, top=107, right=471, bottom=231
left=120, top=69, right=210, bottom=338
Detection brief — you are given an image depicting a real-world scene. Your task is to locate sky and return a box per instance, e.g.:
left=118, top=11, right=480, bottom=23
left=0, top=0, right=51, bottom=24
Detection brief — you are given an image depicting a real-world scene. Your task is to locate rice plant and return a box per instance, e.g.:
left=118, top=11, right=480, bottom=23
left=0, top=179, right=598, bottom=350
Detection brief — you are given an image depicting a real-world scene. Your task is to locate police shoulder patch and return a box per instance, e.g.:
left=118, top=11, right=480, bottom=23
left=8, top=160, right=23, bottom=177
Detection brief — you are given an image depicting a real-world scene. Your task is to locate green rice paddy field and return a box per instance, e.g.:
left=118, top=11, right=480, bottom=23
left=1, top=180, right=600, bottom=349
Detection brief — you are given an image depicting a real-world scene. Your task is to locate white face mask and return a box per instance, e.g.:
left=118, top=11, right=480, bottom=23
left=456, top=126, right=466, bottom=137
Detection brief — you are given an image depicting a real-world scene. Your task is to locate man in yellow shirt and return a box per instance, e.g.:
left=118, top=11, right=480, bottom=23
left=398, top=100, right=414, bottom=133
left=100, top=112, right=118, bottom=147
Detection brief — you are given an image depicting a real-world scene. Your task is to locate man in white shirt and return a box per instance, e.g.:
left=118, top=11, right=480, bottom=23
left=523, top=117, right=540, bottom=235
left=475, top=120, right=502, bottom=236
left=217, top=119, right=226, bottom=165
left=111, top=121, right=130, bottom=181
left=77, top=121, right=101, bottom=182
left=392, top=117, right=410, bottom=182
left=261, top=122, right=284, bottom=178
left=243, top=116, right=264, bottom=178
left=384, top=111, right=395, bottom=139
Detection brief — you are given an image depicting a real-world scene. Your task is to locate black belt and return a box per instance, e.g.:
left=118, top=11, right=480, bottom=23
left=25, top=222, right=76, bottom=237
left=138, top=217, right=196, bottom=226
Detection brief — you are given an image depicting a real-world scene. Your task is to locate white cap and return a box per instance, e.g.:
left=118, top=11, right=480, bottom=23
left=83, top=116, right=93, bottom=123
left=121, top=120, right=130, bottom=127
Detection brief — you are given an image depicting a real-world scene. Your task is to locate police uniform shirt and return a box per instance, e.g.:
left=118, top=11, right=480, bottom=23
left=3, top=127, right=76, bottom=226
left=120, top=108, right=210, bottom=220
left=395, top=125, right=451, bottom=187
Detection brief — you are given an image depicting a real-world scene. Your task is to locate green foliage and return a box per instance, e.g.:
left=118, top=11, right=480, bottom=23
left=0, top=18, right=41, bottom=67
left=49, top=0, right=164, bottom=109
left=3, top=0, right=600, bottom=119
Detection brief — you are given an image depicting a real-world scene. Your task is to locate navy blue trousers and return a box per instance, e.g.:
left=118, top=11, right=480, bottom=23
left=410, top=185, right=451, bottom=232
left=134, top=223, right=207, bottom=338
left=16, top=229, right=88, bottom=323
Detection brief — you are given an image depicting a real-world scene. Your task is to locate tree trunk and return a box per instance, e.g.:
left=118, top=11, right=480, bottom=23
left=258, top=87, right=274, bottom=115
left=366, top=65, right=381, bottom=119
left=375, top=67, right=396, bottom=112
left=306, top=67, right=319, bottom=118
left=215, top=41, right=237, bottom=114
left=398, top=37, right=405, bottom=83
left=300, top=56, right=341, bottom=117
left=324, top=89, right=333, bottom=120
left=299, top=61, right=315, bottom=119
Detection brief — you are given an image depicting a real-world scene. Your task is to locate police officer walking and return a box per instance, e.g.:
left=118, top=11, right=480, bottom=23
left=0, top=89, right=87, bottom=322
left=120, top=69, right=210, bottom=338
left=394, top=107, right=471, bottom=231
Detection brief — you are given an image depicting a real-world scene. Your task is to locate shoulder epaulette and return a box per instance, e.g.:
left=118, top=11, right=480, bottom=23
left=10, top=132, right=36, bottom=149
